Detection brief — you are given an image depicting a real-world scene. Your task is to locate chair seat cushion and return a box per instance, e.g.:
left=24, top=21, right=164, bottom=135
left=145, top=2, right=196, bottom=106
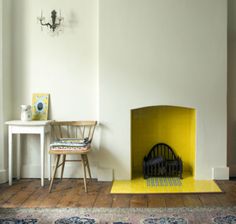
left=50, top=138, right=90, bottom=151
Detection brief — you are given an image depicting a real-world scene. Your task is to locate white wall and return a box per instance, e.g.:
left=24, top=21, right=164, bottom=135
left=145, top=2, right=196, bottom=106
left=99, top=0, right=228, bottom=179
left=10, top=0, right=98, bottom=178
left=12, top=0, right=98, bottom=120
left=228, top=0, right=236, bottom=176
left=2, top=0, right=228, bottom=181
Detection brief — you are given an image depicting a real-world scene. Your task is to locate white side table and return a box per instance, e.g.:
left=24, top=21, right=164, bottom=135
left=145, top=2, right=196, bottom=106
left=5, top=120, right=53, bottom=187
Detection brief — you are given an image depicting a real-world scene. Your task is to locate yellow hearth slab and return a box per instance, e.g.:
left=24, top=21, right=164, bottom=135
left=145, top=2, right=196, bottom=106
left=111, top=174, right=222, bottom=194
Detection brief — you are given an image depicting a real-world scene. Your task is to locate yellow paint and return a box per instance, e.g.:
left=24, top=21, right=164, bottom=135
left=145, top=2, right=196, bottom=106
left=111, top=173, right=222, bottom=194
left=131, top=106, right=196, bottom=177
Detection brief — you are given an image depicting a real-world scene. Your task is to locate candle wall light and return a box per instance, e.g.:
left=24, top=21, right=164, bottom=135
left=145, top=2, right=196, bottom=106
left=38, top=10, right=63, bottom=32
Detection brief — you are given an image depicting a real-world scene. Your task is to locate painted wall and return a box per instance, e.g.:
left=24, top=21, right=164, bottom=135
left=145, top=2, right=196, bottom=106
left=11, top=0, right=98, bottom=120
left=228, top=0, right=236, bottom=177
left=99, top=0, right=228, bottom=180
left=1, top=0, right=228, bottom=181
left=10, top=0, right=98, bottom=178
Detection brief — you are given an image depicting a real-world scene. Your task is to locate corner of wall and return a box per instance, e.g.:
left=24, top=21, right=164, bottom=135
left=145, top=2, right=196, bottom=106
left=229, top=164, right=236, bottom=177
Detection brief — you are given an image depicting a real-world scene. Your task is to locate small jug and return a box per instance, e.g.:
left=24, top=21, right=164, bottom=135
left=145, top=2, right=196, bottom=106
left=20, top=105, right=32, bottom=121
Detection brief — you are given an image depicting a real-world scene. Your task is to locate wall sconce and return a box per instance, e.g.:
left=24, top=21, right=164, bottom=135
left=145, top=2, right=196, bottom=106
left=38, top=10, right=63, bottom=32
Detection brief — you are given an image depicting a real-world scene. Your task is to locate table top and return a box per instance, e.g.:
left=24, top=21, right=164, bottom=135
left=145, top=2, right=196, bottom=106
left=5, top=120, right=53, bottom=126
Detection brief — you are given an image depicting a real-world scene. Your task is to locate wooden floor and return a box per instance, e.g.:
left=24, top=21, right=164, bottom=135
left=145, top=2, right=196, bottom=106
left=0, top=179, right=236, bottom=208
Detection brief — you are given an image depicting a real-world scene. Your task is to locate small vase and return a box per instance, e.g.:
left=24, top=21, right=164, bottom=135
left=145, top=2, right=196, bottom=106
left=20, top=105, right=32, bottom=121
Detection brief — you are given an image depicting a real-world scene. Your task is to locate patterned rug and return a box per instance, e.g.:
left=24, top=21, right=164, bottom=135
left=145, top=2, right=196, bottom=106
left=0, top=207, right=236, bottom=223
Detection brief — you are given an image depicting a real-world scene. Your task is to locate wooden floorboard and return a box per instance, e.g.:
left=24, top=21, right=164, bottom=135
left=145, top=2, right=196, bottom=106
left=130, top=195, right=148, bottom=208
left=199, top=194, right=222, bottom=207
left=112, top=195, right=131, bottom=208
left=147, top=195, right=166, bottom=207
left=164, top=195, right=185, bottom=207
left=0, top=179, right=236, bottom=208
left=183, top=195, right=202, bottom=207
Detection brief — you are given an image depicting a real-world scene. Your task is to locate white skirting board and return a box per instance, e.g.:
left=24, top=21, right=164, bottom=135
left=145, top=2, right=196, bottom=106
left=3, top=165, right=230, bottom=182
left=0, top=169, right=7, bottom=184
left=212, top=167, right=229, bottom=180
left=20, top=164, right=113, bottom=181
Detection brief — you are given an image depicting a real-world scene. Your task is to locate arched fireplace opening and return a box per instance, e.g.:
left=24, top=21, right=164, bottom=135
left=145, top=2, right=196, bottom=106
left=131, top=105, right=196, bottom=179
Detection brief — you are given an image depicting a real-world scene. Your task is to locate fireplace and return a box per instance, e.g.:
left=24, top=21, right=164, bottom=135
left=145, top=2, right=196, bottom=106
left=131, top=105, right=196, bottom=179
left=111, top=105, right=223, bottom=193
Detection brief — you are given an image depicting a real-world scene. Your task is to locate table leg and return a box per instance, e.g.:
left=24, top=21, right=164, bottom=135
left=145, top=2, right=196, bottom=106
left=16, top=134, right=21, bottom=180
left=40, top=132, right=45, bottom=187
left=46, top=132, right=51, bottom=180
left=8, top=128, right=12, bottom=186
left=48, top=154, right=51, bottom=181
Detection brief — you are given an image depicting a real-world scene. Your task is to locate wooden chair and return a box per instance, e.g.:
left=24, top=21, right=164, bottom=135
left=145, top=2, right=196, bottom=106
left=48, top=121, right=97, bottom=193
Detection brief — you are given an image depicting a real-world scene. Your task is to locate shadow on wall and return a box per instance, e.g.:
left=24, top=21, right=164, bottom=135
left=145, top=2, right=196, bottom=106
left=228, top=122, right=236, bottom=176
left=228, top=0, right=236, bottom=177
left=67, top=11, right=79, bottom=30
left=96, top=122, right=129, bottom=180
left=12, top=0, right=28, bottom=115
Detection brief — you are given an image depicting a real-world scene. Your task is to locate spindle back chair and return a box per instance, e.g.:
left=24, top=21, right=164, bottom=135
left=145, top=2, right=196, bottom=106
left=49, top=121, right=97, bottom=193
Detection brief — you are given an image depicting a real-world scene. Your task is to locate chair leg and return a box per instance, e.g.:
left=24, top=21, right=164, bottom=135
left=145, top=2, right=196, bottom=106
left=81, top=154, right=87, bottom=193
left=84, top=154, right=92, bottom=180
left=49, top=154, right=61, bottom=193
left=61, top=155, right=66, bottom=179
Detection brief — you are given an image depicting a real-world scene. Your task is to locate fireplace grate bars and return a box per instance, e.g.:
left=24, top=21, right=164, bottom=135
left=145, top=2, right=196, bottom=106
left=143, top=143, right=183, bottom=179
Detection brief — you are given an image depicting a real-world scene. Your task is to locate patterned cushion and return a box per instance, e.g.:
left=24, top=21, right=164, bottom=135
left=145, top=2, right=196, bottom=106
left=50, top=138, right=91, bottom=151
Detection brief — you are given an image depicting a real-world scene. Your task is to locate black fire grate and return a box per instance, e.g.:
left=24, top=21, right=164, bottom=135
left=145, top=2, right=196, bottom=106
left=143, top=143, right=183, bottom=179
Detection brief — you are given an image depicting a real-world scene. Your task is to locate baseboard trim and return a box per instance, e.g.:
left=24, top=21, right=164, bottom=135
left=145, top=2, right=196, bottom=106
left=0, top=169, right=7, bottom=183
left=212, top=167, right=229, bottom=180
left=97, top=166, right=113, bottom=181
left=21, top=164, right=86, bottom=178
left=21, top=165, right=42, bottom=178
left=21, top=164, right=113, bottom=181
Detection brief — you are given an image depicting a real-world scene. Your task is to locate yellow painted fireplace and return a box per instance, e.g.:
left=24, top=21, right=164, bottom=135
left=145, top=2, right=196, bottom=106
left=131, top=105, right=196, bottom=178
left=111, top=105, right=221, bottom=194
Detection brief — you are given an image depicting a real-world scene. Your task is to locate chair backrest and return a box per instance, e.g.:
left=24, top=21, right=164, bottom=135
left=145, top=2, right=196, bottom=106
left=51, top=121, right=97, bottom=143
